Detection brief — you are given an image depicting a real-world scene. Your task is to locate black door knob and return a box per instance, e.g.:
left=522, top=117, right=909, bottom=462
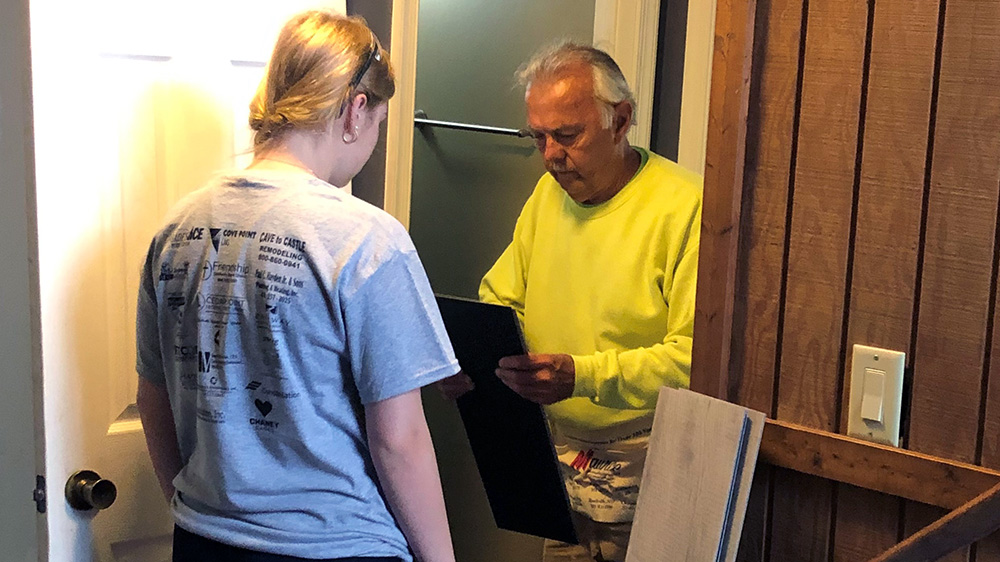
left=65, top=470, right=117, bottom=511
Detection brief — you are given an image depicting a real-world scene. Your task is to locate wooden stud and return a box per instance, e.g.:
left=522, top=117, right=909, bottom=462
left=691, top=0, right=757, bottom=402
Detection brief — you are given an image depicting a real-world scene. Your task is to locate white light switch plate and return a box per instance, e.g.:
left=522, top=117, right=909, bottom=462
left=847, top=344, right=904, bottom=446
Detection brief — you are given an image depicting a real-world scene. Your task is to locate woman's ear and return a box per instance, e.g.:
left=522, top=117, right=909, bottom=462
left=344, top=93, right=370, bottom=130
left=341, top=93, right=370, bottom=144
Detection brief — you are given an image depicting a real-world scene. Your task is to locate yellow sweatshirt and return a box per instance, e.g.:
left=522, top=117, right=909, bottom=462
left=480, top=148, right=702, bottom=432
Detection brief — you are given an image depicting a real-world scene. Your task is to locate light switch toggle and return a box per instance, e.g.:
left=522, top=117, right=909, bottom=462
left=860, top=368, right=886, bottom=424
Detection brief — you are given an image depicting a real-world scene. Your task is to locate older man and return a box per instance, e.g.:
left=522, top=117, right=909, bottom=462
left=444, top=42, right=701, bottom=562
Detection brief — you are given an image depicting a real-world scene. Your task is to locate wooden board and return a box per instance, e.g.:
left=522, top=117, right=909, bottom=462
left=834, top=0, right=941, bottom=558
left=902, top=504, right=969, bottom=562
left=627, top=388, right=765, bottom=562
left=760, top=419, right=1000, bottom=511
left=872, top=482, right=1000, bottom=562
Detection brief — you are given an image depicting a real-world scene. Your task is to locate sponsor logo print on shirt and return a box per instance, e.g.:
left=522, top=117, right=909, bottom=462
left=195, top=293, right=248, bottom=313
left=250, top=399, right=279, bottom=431
left=210, top=228, right=223, bottom=252
left=254, top=399, right=272, bottom=417
left=174, top=345, right=200, bottom=362
left=197, top=408, right=226, bottom=424
left=198, top=351, right=212, bottom=373
left=245, top=380, right=262, bottom=391
left=201, top=261, right=250, bottom=282
left=159, top=263, right=190, bottom=281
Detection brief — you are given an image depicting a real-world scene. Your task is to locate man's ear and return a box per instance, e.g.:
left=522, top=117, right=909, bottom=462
left=612, top=101, right=633, bottom=144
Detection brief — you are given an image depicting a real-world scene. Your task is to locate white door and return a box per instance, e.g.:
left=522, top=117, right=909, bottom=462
left=29, top=1, right=343, bottom=559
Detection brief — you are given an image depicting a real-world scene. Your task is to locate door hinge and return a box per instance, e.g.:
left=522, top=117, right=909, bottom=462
left=33, top=475, right=46, bottom=513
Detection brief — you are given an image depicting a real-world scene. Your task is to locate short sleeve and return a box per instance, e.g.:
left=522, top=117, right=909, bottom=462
left=342, top=248, right=459, bottom=404
left=135, top=239, right=165, bottom=384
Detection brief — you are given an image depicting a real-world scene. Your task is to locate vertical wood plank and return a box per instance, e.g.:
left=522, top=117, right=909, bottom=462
left=770, top=0, right=868, bottom=560
left=769, top=469, right=832, bottom=560
left=733, top=0, right=803, bottom=416
left=908, top=1, right=1000, bottom=557
left=832, top=485, right=899, bottom=562
left=692, top=0, right=757, bottom=402
left=776, top=0, right=867, bottom=433
left=833, top=0, right=940, bottom=559
left=976, top=4, right=1000, bottom=557
left=736, top=468, right=772, bottom=562
left=909, top=0, right=1000, bottom=467
left=840, top=0, right=938, bottom=377
left=731, top=0, right=805, bottom=557
left=982, top=273, right=1000, bottom=558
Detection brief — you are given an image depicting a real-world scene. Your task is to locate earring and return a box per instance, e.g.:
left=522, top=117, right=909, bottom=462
left=343, top=125, right=359, bottom=144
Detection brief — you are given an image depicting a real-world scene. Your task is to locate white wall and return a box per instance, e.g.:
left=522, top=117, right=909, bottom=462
left=0, top=0, right=43, bottom=558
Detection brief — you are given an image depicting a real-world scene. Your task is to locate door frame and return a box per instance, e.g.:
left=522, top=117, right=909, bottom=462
left=383, top=0, right=666, bottom=229
left=0, top=0, right=45, bottom=558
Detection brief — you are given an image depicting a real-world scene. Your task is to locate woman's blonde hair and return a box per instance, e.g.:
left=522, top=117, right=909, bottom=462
left=249, top=11, right=395, bottom=150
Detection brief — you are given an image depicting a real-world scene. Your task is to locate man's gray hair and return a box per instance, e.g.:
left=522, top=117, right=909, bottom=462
left=516, top=41, right=636, bottom=130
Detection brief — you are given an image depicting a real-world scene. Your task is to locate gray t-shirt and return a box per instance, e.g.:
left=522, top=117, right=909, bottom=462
left=136, top=169, right=459, bottom=560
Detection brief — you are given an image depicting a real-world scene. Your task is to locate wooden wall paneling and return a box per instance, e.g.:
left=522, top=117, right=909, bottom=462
left=832, top=0, right=940, bottom=559
left=769, top=0, right=868, bottom=559
left=730, top=0, right=805, bottom=558
left=906, top=0, right=1000, bottom=558
left=909, top=0, right=1000, bottom=470
left=839, top=0, right=938, bottom=383
left=981, top=252, right=1000, bottom=562
left=768, top=468, right=831, bottom=561
left=833, top=485, right=900, bottom=562
left=776, top=0, right=867, bottom=435
left=969, top=2, right=1000, bottom=560
left=736, top=469, right=771, bottom=562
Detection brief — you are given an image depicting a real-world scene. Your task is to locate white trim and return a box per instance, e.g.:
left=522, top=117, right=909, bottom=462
left=593, top=0, right=662, bottom=149
left=677, top=0, right=717, bottom=174
left=1, top=0, right=43, bottom=557
left=383, top=0, right=419, bottom=229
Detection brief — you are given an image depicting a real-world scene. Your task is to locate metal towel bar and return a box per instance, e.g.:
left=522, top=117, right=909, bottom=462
left=413, top=109, right=531, bottom=138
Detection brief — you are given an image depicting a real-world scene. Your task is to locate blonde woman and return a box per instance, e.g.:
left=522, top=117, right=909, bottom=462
left=136, top=11, right=458, bottom=562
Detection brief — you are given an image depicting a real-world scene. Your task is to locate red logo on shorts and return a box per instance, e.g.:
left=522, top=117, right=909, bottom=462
left=570, top=449, right=594, bottom=471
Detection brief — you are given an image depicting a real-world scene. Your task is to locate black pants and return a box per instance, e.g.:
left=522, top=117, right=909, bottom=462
left=172, top=525, right=404, bottom=562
